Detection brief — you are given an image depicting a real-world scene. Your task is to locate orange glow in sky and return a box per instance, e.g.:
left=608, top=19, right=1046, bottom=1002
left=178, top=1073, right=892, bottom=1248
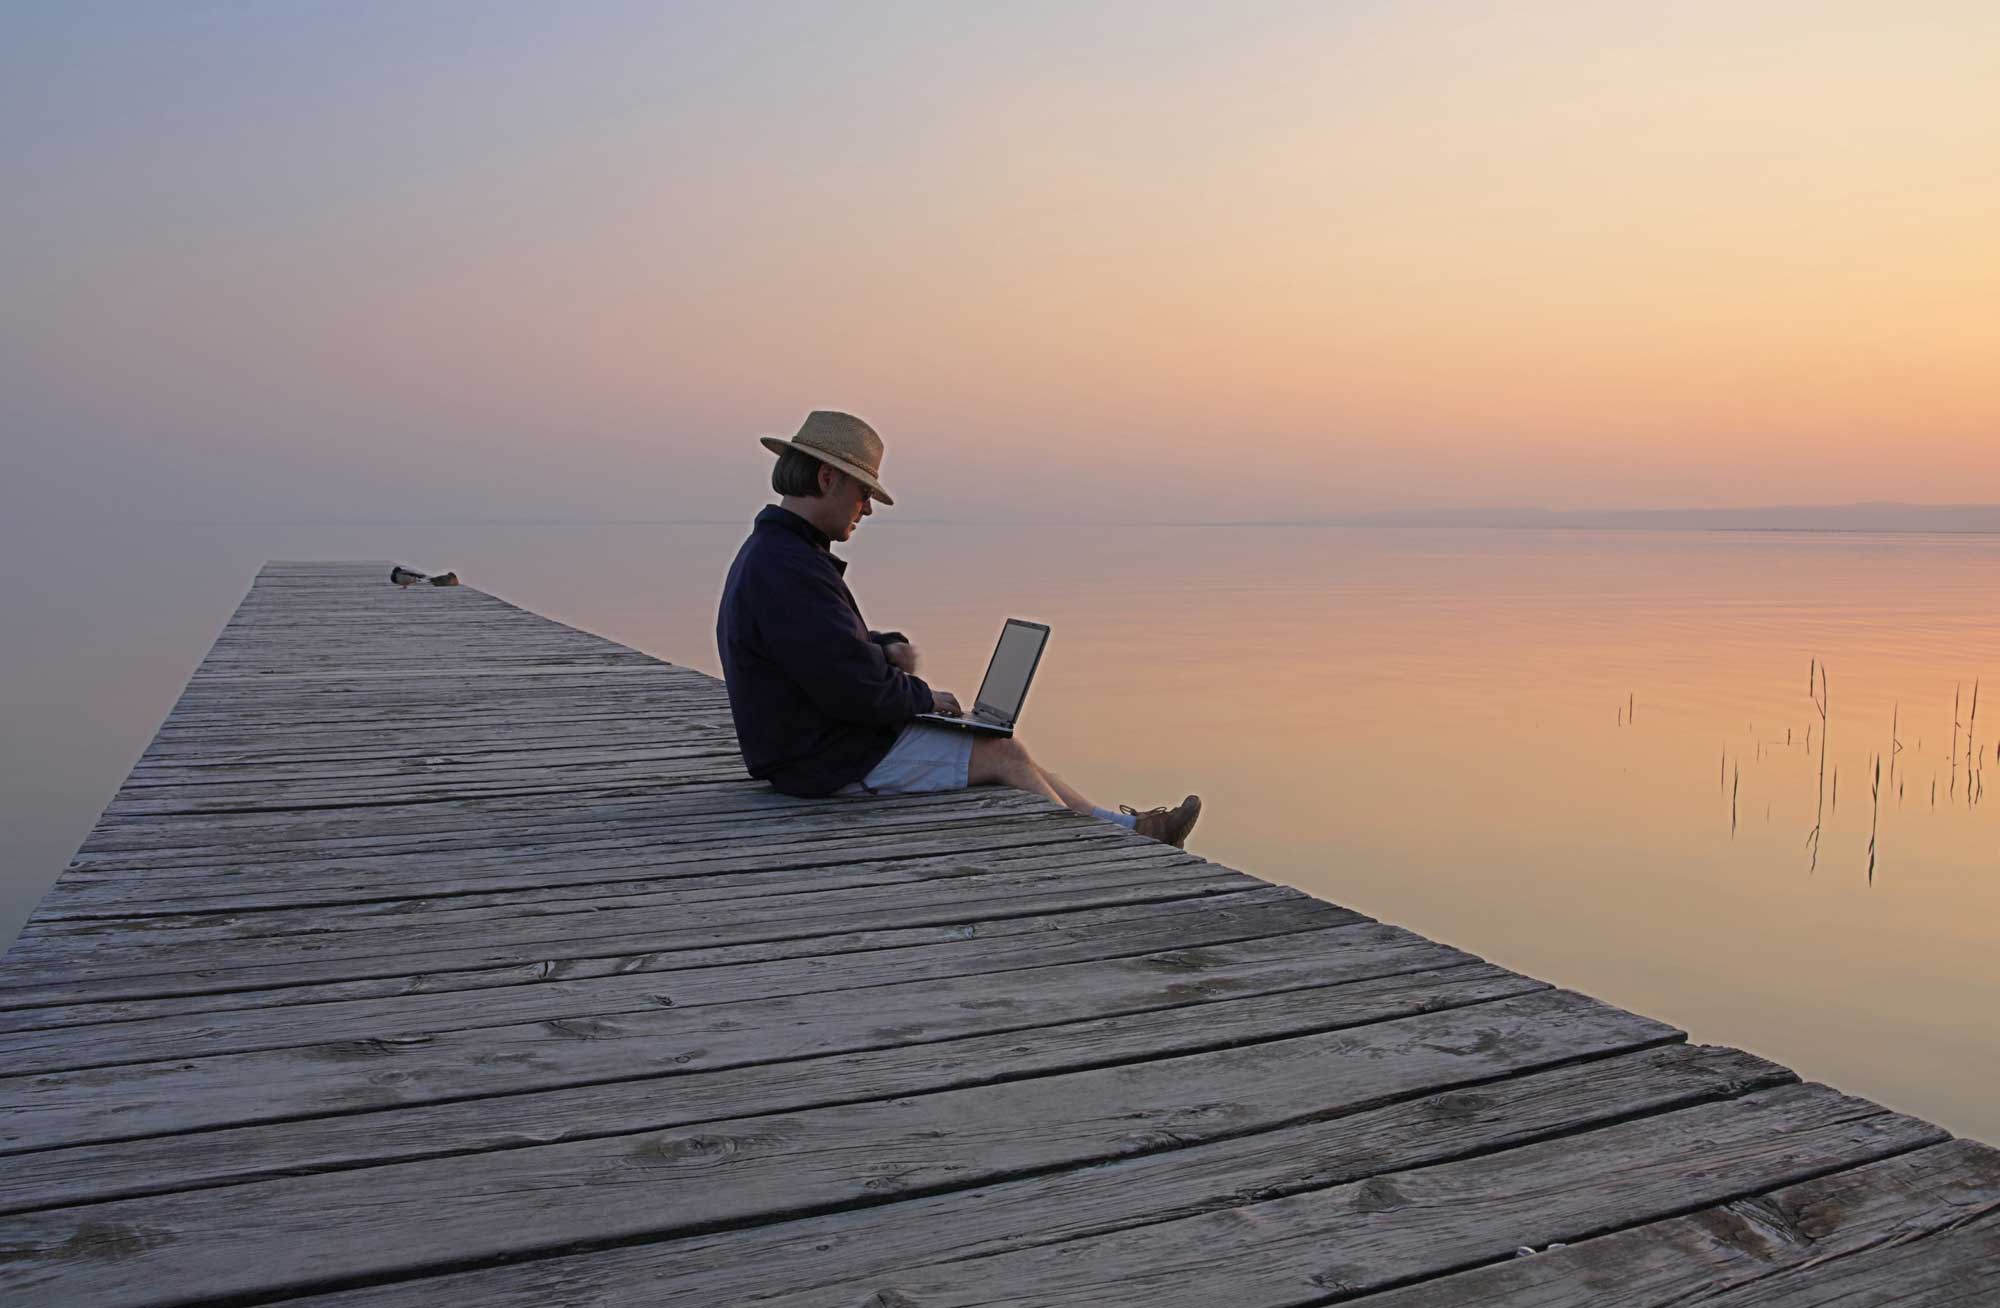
left=2, top=2, right=1996, bottom=523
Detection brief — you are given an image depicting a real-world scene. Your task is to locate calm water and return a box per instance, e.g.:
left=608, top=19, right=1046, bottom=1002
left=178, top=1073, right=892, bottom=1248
left=2, top=521, right=1996, bottom=1141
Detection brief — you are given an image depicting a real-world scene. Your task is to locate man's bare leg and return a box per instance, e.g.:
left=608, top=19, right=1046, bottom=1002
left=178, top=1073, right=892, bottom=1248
left=969, top=736, right=1088, bottom=813
left=1039, top=769, right=1098, bottom=815
left=969, top=735, right=1202, bottom=847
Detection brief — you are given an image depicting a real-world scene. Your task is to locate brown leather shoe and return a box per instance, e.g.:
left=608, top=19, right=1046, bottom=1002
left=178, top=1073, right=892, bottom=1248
left=1125, top=795, right=1201, bottom=848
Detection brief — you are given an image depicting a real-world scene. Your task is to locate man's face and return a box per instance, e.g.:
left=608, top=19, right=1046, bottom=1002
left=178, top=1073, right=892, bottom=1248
left=826, top=469, right=874, bottom=542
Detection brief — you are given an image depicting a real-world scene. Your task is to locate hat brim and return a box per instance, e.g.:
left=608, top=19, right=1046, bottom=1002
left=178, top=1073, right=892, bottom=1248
left=760, top=436, right=895, bottom=505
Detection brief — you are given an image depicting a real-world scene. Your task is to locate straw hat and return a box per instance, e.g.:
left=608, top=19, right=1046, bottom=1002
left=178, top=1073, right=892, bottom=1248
left=760, top=411, right=895, bottom=505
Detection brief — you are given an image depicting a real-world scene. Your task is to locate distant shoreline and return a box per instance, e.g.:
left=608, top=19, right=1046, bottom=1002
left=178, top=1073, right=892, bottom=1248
left=12, top=506, right=2000, bottom=535
left=1248, top=504, right=2000, bottom=534
left=1226, top=521, right=2000, bottom=535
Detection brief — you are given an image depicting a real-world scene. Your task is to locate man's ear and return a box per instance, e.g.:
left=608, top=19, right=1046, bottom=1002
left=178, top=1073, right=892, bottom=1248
left=818, top=464, right=840, bottom=497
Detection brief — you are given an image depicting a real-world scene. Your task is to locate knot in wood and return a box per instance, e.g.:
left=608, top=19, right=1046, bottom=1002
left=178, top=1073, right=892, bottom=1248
left=645, top=1132, right=741, bottom=1167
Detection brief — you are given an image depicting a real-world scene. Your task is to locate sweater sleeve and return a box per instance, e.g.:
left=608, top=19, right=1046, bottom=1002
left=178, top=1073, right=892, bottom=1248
left=763, top=565, right=935, bottom=724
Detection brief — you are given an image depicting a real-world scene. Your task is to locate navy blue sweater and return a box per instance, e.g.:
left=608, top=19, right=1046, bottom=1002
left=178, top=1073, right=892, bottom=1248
left=716, top=506, right=937, bottom=796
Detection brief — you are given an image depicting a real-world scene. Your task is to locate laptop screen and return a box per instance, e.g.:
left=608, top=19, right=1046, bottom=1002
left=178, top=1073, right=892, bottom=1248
left=973, top=620, right=1049, bottom=722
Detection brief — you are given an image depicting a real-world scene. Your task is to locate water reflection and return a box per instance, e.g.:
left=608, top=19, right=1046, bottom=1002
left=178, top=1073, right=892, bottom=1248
left=1, top=522, right=1995, bottom=1142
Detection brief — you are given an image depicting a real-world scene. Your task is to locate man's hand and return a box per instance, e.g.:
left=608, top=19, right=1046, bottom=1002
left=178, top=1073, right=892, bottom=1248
left=931, top=690, right=964, bottom=717
left=884, top=641, right=920, bottom=674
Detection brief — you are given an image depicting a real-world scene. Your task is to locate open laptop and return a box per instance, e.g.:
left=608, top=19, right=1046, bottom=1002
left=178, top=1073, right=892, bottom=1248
left=914, top=619, right=1050, bottom=737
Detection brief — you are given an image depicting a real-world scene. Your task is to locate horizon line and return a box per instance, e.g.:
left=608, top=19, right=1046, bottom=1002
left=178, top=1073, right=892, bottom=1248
left=13, top=506, right=2000, bottom=534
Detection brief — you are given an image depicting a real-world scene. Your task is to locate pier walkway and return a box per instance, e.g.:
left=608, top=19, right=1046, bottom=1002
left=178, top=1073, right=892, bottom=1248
left=2, top=561, right=1995, bottom=1305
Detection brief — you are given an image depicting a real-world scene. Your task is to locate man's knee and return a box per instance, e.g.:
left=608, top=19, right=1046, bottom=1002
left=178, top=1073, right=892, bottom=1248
left=974, top=734, right=1019, bottom=763
left=971, top=734, right=1035, bottom=785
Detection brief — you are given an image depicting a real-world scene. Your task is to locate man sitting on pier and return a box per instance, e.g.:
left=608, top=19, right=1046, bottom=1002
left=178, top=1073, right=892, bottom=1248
left=716, top=410, right=1202, bottom=847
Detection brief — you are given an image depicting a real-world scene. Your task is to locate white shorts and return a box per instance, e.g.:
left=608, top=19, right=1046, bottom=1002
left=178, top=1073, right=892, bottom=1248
left=838, top=723, right=974, bottom=796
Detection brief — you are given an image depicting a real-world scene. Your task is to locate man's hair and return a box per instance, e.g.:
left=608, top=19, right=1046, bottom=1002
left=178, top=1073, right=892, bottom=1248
left=771, top=447, right=828, bottom=497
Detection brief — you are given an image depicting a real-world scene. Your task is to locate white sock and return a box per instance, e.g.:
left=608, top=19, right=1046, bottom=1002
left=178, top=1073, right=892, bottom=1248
left=1093, top=806, right=1138, bottom=830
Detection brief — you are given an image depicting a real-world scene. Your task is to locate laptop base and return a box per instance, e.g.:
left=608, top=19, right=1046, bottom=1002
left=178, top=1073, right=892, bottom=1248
left=913, top=713, right=1014, bottom=737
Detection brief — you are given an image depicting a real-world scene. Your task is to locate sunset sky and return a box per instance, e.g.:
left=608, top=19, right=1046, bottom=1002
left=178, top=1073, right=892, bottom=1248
left=3, top=1, right=1996, bottom=524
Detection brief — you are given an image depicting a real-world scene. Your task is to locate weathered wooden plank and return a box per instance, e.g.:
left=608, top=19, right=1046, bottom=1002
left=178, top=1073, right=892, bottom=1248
left=75, top=767, right=954, bottom=842
left=1688, top=1217, right=2000, bottom=1307
left=27, top=1066, right=1917, bottom=1308
left=140, top=696, right=730, bottom=738
left=53, top=827, right=1105, bottom=912
left=140, top=716, right=733, bottom=755
left=120, top=726, right=733, bottom=768
left=0, top=860, right=1254, bottom=997
left=50, top=796, right=1108, bottom=889
left=0, top=961, right=1545, bottom=1215
left=132, top=716, right=725, bottom=747
left=0, top=908, right=1375, bottom=1073
left=24, top=819, right=1162, bottom=928
left=60, top=788, right=1063, bottom=876
left=116, top=743, right=746, bottom=792
left=145, top=691, right=725, bottom=732
left=12, top=844, right=1189, bottom=969
left=244, top=1045, right=1788, bottom=1308
left=25, top=841, right=1190, bottom=949
left=170, top=658, right=712, bottom=677
left=39, top=827, right=1137, bottom=917
left=76, top=817, right=1088, bottom=884
left=99, top=760, right=747, bottom=817
left=130, top=730, right=737, bottom=772
left=149, top=695, right=724, bottom=727
left=0, top=868, right=1256, bottom=1012
left=12, top=823, right=1213, bottom=936
left=192, top=618, right=654, bottom=634
left=23, top=827, right=1160, bottom=920
left=173, top=652, right=708, bottom=672
left=657, top=1084, right=1943, bottom=1308
left=65, top=780, right=976, bottom=859
left=144, top=711, right=729, bottom=745
left=187, top=644, right=661, bottom=666
left=27, top=808, right=1160, bottom=924
left=0, top=990, right=1691, bottom=1306
left=131, top=734, right=732, bottom=772
left=140, top=701, right=696, bottom=734
left=149, top=689, right=725, bottom=724
left=1352, top=1136, right=2000, bottom=1307
left=0, top=921, right=1487, bottom=1150
left=0, top=869, right=1255, bottom=1007
left=0, top=884, right=1322, bottom=1034
left=172, top=668, right=677, bottom=687
left=158, top=680, right=699, bottom=708
left=85, top=794, right=1055, bottom=857
left=169, top=664, right=715, bottom=685
left=164, top=660, right=705, bottom=683
left=148, top=692, right=727, bottom=728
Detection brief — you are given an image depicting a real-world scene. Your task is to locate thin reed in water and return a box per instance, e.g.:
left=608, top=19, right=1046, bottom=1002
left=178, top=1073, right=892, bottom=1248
left=1968, top=678, right=1981, bottom=808
left=1867, top=753, right=1881, bottom=885
left=1806, top=660, right=1829, bottom=872
left=1951, top=683, right=1961, bottom=799
left=1889, top=703, right=1901, bottom=793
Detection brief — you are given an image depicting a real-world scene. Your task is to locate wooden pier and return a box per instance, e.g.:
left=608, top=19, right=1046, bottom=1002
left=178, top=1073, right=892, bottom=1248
left=2, top=560, right=1994, bottom=1306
